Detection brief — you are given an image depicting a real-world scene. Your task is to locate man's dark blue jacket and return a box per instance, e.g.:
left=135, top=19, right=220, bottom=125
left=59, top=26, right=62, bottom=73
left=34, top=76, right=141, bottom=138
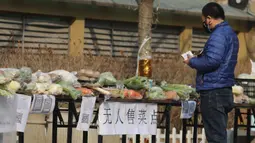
left=189, top=21, right=239, bottom=91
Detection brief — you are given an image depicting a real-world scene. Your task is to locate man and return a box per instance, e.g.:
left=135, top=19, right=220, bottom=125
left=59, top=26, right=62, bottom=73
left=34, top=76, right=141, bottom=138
left=184, top=2, right=239, bottom=143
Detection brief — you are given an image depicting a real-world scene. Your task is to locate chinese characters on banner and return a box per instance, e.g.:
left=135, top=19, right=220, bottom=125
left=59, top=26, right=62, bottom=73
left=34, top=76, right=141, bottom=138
left=98, top=102, right=158, bottom=135
left=76, top=97, right=96, bottom=131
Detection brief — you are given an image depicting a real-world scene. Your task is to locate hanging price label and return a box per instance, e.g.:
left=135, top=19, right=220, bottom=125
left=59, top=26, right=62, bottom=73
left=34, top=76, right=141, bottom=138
left=30, top=95, right=55, bottom=114
left=16, top=94, right=31, bottom=132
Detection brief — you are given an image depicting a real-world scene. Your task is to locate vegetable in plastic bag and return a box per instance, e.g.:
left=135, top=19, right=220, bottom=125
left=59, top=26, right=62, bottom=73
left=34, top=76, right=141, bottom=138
left=97, top=72, right=117, bottom=86
left=232, top=85, right=244, bottom=95
left=58, top=81, right=81, bottom=100
left=0, top=68, right=20, bottom=80
left=15, top=67, right=32, bottom=83
left=25, top=82, right=36, bottom=93
left=49, top=70, right=78, bottom=86
left=0, top=89, right=12, bottom=97
left=6, top=81, right=21, bottom=94
left=34, top=83, right=50, bottom=94
left=160, top=82, right=193, bottom=100
left=0, top=70, right=10, bottom=84
left=147, top=86, right=166, bottom=100
left=48, top=84, right=63, bottom=95
left=123, top=89, right=143, bottom=99
left=124, top=76, right=148, bottom=90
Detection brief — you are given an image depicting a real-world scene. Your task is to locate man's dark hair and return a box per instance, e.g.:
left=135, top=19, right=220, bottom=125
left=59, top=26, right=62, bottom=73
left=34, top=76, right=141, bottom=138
left=202, top=2, right=225, bottom=20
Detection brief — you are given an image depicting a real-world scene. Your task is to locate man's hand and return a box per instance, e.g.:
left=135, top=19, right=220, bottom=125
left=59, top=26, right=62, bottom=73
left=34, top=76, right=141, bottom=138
left=183, top=54, right=193, bottom=64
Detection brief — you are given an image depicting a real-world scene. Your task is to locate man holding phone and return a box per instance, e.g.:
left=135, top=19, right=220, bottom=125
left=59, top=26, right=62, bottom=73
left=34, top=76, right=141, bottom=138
left=184, top=2, right=239, bottom=143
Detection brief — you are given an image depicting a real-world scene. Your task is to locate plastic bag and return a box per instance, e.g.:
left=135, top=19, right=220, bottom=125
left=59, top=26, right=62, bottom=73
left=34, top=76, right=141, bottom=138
left=0, top=68, right=20, bottom=80
left=15, top=67, right=32, bottom=83
left=48, top=84, right=63, bottom=95
left=147, top=86, right=166, bottom=100
left=124, top=76, right=148, bottom=90
left=97, top=72, right=117, bottom=86
left=33, top=71, right=52, bottom=83
left=58, top=81, right=81, bottom=100
left=34, top=83, right=50, bottom=94
left=49, top=70, right=78, bottom=86
left=0, top=70, right=11, bottom=84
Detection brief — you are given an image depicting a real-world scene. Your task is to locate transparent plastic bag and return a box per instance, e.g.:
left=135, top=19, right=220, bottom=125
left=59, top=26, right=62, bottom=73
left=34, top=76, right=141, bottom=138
left=0, top=95, right=17, bottom=143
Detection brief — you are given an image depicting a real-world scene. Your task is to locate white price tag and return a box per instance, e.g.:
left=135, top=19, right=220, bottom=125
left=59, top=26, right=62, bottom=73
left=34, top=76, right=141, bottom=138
left=76, top=97, right=96, bottom=131
left=30, top=95, right=55, bottom=114
left=16, top=94, right=31, bottom=132
left=0, top=96, right=17, bottom=133
left=180, top=101, right=196, bottom=119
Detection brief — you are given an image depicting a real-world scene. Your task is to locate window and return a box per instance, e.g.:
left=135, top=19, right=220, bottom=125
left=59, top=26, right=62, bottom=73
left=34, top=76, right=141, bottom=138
left=84, top=19, right=182, bottom=58
left=0, top=13, right=70, bottom=54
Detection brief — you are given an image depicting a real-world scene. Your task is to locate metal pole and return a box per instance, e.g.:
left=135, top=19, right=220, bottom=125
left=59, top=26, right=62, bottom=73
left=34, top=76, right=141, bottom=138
left=18, top=132, right=24, bottom=143
left=247, top=109, right=251, bottom=143
left=193, top=109, right=198, bottom=143
left=233, top=108, right=238, bottom=143
left=0, top=133, right=3, bottom=143
left=136, top=135, right=140, bottom=143
left=67, top=101, right=73, bottom=143
left=83, top=131, right=88, bottom=143
left=122, top=135, right=126, bottom=143
left=165, top=105, right=171, bottom=143
left=52, top=101, right=58, bottom=143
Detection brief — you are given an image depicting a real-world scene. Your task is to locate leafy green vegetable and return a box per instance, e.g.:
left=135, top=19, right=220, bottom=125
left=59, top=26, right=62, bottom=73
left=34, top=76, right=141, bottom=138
left=58, top=81, right=81, bottom=100
left=97, top=72, right=117, bottom=86
left=147, top=86, right=166, bottom=100
left=124, top=76, right=149, bottom=90
left=160, top=82, right=196, bottom=100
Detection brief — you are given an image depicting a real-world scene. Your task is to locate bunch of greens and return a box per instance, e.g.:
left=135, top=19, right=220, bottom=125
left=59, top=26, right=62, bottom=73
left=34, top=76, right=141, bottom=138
left=123, top=76, right=149, bottom=90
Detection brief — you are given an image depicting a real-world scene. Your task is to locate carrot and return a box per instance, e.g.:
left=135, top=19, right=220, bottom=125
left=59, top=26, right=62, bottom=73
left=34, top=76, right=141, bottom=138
left=165, top=91, right=179, bottom=100
left=76, top=87, right=94, bottom=96
left=123, top=89, right=143, bottom=99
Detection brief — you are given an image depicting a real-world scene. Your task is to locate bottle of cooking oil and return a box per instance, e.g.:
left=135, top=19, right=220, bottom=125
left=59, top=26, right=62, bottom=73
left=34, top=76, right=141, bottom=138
left=138, top=56, right=152, bottom=78
left=137, top=36, right=152, bottom=78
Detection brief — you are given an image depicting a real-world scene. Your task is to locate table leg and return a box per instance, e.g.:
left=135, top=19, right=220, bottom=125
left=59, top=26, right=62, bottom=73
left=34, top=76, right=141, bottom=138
left=182, top=119, right=187, bottom=143
left=52, top=101, right=58, bottom=143
left=67, top=101, right=73, bottom=143
left=98, top=135, right=103, bottom=143
left=233, top=108, right=238, bottom=143
left=18, top=132, right=24, bottom=143
left=247, top=109, right=251, bottom=143
left=83, top=131, right=88, bottom=143
left=136, top=135, right=140, bottom=143
left=193, top=109, right=198, bottom=143
left=165, top=106, right=171, bottom=143
left=0, top=133, right=3, bottom=143
left=122, top=135, right=126, bottom=143
left=151, top=135, right=156, bottom=143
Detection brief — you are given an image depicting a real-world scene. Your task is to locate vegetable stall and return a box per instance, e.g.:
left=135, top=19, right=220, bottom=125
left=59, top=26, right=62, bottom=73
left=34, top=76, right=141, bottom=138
left=0, top=67, right=199, bottom=143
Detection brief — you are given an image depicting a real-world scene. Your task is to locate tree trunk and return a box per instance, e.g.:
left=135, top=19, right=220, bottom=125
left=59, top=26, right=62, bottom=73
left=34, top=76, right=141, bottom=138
left=137, top=0, right=153, bottom=78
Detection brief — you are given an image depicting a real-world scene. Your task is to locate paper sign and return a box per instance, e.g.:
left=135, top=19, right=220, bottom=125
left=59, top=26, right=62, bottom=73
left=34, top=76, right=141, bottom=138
left=180, top=101, right=196, bottom=119
left=30, top=95, right=55, bottom=114
left=16, top=94, right=32, bottom=132
left=76, top=97, right=96, bottom=131
left=0, top=96, right=17, bottom=133
left=181, top=51, right=194, bottom=60
left=98, top=102, right=157, bottom=135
